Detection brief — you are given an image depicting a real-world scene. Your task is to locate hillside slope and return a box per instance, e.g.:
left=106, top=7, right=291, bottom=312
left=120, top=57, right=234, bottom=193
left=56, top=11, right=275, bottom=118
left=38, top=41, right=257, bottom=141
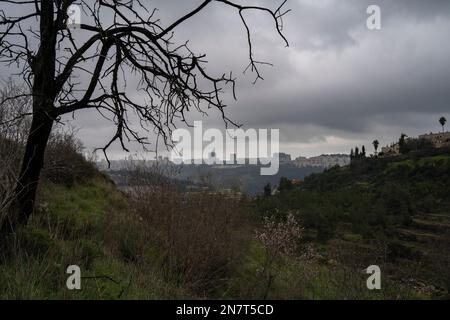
left=2, top=147, right=449, bottom=299
left=0, top=174, right=190, bottom=299
left=255, top=148, right=450, bottom=297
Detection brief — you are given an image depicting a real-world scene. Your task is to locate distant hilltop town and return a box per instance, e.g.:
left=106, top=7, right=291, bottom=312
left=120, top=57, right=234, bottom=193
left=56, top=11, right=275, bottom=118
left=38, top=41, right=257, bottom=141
left=381, top=130, right=450, bottom=157
left=96, top=152, right=351, bottom=195
left=293, top=154, right=350, bottom=168
left=257, top=152, right=350, bottom=168
left=97, top=152, right=351, bottom=171
left=96, top=116, right=449, bottom=171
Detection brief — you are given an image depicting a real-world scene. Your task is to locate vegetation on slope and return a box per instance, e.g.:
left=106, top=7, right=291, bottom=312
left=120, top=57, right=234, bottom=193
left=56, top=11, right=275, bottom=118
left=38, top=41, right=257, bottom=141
left=255, top=148, right=450, bottom=297
left=2, top=134, right=449, bottom=299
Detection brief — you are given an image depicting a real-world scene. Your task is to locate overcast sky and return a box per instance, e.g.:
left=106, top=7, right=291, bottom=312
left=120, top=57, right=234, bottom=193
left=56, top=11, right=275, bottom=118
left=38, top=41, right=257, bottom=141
left=2, top=0, right=450, bottom=159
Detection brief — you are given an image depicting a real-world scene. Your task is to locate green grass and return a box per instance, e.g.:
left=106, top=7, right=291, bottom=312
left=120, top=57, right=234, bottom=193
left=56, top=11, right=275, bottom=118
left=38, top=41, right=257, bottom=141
left=39, top=179, right=125, bottom=219
left=222, top=241, right=427, bottom=300
left=0, top=178, right=189, bottom=300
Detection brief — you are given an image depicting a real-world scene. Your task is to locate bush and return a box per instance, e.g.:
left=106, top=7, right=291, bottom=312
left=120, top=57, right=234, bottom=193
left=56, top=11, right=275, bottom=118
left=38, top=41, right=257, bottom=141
left=0, top=84, right=31, bottom=221
left=254, top=214, right=304, bottom=298
left=278, top=177, right=293, bottom=192
left=0, top=136, right=21, bottom=225
left=43, top=130, right=97, bottom=186
left=126, top=164, right=252, bottom=294
left=400, top=138, right=434, bottom=155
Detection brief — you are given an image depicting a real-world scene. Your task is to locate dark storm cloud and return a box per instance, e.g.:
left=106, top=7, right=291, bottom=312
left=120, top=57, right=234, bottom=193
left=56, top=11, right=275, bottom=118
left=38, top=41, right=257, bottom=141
left=189, top=0, right=450, bottom=147
left=1, top=1, right=450, bottom=157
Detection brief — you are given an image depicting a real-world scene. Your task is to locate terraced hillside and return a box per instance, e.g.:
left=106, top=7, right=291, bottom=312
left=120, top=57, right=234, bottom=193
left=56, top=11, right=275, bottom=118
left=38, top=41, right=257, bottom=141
left=255, top=148, right=450, bottom=298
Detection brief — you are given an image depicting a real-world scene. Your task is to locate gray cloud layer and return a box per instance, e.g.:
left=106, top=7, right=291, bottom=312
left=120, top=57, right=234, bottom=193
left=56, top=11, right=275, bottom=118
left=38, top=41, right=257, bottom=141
left=2, top=1, right=450, bottom=158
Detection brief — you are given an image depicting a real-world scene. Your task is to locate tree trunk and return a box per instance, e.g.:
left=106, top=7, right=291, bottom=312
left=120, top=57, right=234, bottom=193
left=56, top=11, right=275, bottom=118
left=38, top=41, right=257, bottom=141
left=17, top=115, right=53, bottom=223
left=0, top=1, right=56, bottom=236
left=2, top=109, right=54, bottom=233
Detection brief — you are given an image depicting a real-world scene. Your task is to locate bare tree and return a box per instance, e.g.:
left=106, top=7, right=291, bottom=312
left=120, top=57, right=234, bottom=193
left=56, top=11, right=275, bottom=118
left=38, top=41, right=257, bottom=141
left=0, top=83, right=31, bottom=228
left=0, top=0, right=289, bottom=232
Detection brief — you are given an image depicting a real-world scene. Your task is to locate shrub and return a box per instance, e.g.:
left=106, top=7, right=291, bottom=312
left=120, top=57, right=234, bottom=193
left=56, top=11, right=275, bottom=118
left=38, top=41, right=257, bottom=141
left=126, top=163, right=252, bottom=295
left=0, top=84, right=31, bottom=223
left=254, top=213, right=305, bottom=299
left=0, top=136, right=21, bottom=225
left=43, top=129, right=97, bottom=186
left=278, top=177, right=293, bottom=192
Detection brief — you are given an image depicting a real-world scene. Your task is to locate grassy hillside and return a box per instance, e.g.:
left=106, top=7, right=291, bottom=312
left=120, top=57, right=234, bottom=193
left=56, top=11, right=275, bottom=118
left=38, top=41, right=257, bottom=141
left=0, top=176, right=190, bottom=299
left=255, top=148, right=450, bottom=298
left=1, top=146, right=449, bottom=299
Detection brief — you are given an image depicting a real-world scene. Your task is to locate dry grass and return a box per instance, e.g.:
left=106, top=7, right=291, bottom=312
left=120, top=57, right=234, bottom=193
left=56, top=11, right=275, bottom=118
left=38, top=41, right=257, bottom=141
left=124, top=164, right=253, bottom=295
left=0, top=84, right=29, bottom=228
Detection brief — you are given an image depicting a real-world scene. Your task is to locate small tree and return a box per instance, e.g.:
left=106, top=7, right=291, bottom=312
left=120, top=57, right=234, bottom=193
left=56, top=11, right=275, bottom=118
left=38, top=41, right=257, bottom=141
left=399, top=133, right=408, bottom=154
left=255, top=213, right=304, bottom=299
left=278, top=177, right=293, bottom=192
left=439, top=116, right=447, bottom=133
left=372, top=139, right=379, bottom=156
left=263, top=183, right=272, bottom=197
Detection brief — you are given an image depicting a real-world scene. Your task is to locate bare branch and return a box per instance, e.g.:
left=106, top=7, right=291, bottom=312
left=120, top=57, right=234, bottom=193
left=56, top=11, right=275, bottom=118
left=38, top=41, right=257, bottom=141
left=1, top=0, right=290, bottom=161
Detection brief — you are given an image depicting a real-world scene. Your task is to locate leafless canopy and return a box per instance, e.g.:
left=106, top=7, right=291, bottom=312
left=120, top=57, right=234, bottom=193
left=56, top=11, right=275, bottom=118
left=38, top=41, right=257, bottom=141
left=1, top=0, right=289, bottom=162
